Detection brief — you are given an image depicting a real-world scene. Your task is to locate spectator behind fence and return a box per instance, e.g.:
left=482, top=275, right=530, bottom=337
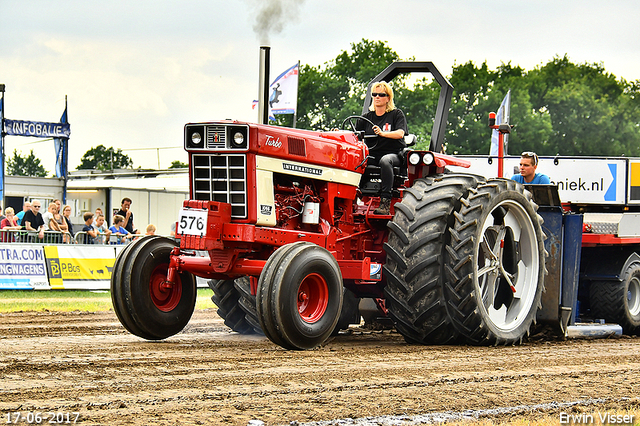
left=16, top=201, right=31, bottom=226
left=145, top=224, right=156, bottom=236
left=109, top=214, right=135, bottom=244
left=1, top=207, right=22, bottom=242
left=42, top=203, right=64, bottom=243
left=62, top=205, right=74, bottom=236
left=81, top=212, right=98, bottom=244
left=116, top=197, right=138, bottom=235
left=22, top=200, right=45, bottom=240
left=92, top=214, right=112, bottom=244
left=95, top=208, right=107, bottom=226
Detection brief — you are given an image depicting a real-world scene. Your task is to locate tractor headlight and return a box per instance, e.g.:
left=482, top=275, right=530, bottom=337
left=226, top=125, right=249, bottom=149
left=233, top=131, right=244, bottom=147
left=409, top=152, right=421, bottom=165
left=422, top=152, right=435, bottom=165
left=192, top=132, right=202, bottom=145
left=185, top=125, right=205, bottom=149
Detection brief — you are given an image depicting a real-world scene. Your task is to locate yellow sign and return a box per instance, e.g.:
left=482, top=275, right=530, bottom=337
left=44, top=246, right=116, bottom=290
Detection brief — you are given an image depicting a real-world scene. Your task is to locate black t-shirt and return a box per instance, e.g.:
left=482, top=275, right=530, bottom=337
left=22, top=210, right=45, bottom=230
left=116, top=209, right=135, bottom=233
left=355, top=109, right=408, bottom=156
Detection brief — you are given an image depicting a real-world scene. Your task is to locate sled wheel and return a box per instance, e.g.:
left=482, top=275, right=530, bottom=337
left=590, top=262, right=640, bottom=335
left=112, top=236, right=196, bottom=340
left=209, top=278, right=260, bottom=334
left=444, top=178, right=546, bottom=345
left=257, top=242, right=343, bottom=350
left=383, top=173, right=484, bottom=344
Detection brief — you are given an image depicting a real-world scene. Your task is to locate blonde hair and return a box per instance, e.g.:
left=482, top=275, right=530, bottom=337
left=5, top=207, right=14, bottom=215
left=369, top=81, right=396, bottom=112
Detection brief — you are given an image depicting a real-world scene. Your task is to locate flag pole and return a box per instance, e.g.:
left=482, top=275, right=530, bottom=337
left=292, top=60, right=300, bottom=129
left=62, top=95, right=68, bottom=204
left=0, top=84, right=5, bottom=209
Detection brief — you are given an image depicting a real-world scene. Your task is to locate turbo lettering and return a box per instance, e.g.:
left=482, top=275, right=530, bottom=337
left=265, top=135, right=283, bottom=149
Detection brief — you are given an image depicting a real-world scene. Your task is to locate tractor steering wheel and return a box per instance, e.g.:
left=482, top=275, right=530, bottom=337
left=341, top=115, right=376, bottom=135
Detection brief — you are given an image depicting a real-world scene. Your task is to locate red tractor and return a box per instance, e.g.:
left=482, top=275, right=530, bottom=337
left=111, top=61, right=546, bottom=349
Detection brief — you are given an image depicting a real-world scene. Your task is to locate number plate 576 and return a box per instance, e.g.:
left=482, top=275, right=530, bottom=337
left=177, top=209, right=208, bottom=236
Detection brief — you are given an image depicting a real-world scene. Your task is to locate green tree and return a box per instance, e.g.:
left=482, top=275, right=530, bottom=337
left=526, top=55, right=640, bottom=156
left=6, top=149, right=48, bottom=177
left=295, top=39, right=402, bottom=131
left=293, top=41, right=640, bottom=158
left=444, top=61, right=554, bottom=155
left=169, top=160, right=188, bottom=169
left=77, top=145, right=133, bottom=171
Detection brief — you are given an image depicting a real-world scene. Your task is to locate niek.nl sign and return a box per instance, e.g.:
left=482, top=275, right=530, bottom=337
left=3, top=118, right=70, bottom=138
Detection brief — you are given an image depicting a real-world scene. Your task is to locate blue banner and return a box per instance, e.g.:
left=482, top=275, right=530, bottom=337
left=54, top=104, right=68, bottom=178
left=4, top=118, right=70, bottom=138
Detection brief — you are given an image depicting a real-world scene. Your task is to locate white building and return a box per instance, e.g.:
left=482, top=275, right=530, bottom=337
left=4, top=168, right=189, bottom=236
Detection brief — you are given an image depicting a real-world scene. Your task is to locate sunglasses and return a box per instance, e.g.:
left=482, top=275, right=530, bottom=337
left=521, top=151, right=538, bottom=166
left=33, top=205, right=41, bottom=208
left=371, top=92, right=388, bottom=97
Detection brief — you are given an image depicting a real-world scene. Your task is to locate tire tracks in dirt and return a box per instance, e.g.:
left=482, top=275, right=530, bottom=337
left=1, top=309, right=639, bottom=425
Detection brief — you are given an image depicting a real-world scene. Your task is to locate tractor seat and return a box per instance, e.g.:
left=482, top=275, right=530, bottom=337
left=359, top=134, right=416, bottom=196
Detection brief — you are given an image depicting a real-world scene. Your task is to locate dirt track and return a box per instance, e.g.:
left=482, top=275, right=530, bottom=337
left=1, top=309, right=639, bottom=425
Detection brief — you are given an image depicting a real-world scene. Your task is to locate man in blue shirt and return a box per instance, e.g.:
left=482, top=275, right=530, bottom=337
left=511, top=151, right=550, bottom=184
left=16, top=201, right=31, bottom=226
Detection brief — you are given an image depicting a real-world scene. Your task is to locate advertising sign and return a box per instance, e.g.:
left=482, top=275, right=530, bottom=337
left=44, top=245, right=116, bottom=290
left=462, top=156, right=627, bottom=205
left=3, top=118, right=71, bottom=138
left=0, top=245, right=50, bottom=290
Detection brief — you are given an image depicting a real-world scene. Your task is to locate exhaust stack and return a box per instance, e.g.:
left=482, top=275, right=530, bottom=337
left=258, top=46, right=270, bottom=125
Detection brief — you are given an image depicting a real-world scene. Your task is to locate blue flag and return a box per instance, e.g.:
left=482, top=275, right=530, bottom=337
left=269, top=63, right=299, bottom=118
left=54, top=101, right=69, bottom=178
left=490, top=90, right=511, bottom=156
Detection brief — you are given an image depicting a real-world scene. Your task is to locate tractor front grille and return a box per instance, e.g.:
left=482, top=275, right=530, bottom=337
left=206, top=125, right=226, bottom=149
left=192, top=154, right=247, bottom=218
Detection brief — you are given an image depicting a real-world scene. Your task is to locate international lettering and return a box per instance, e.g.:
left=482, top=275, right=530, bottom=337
left=282, top=163, right=322, bottom=176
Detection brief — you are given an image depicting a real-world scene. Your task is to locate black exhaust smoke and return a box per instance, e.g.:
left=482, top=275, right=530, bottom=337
left=258, top=46, right=270, bottom=125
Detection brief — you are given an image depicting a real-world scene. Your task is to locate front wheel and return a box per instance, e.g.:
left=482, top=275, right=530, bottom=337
left=257, top=242, right=344, bottom=350
left=111, top=236, right=196, bottom=340
left=444, top=179, right=546, bottom=345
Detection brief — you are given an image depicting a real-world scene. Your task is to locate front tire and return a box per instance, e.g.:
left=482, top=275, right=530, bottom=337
left=444, top=179, right=546, bottom=345
left=257, top=242, right=344, bottom=350
left=111, top=236, right=196, bottom=340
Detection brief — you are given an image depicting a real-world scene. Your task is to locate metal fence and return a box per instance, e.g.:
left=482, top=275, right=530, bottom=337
left=0, top=229, right=138, bottom=245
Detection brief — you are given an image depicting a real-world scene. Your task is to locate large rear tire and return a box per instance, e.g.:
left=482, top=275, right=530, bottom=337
left=444, top=179, right=546, bottom=345
left=111, top=236, right=196, bottom=340
left=590, top=262, right=640, bottom=335
left=257, top=242, right=344, bottom=350
left=209, top=278, right=262, bottom=334
left=383, top=174, right=483, bottom=344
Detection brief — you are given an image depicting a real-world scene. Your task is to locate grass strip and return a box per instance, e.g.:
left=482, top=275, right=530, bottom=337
left=0, top=288, right=216, bottom=313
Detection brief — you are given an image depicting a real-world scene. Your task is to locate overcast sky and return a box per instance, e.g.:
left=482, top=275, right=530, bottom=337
left=1, top=0, right=639, bottom=173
